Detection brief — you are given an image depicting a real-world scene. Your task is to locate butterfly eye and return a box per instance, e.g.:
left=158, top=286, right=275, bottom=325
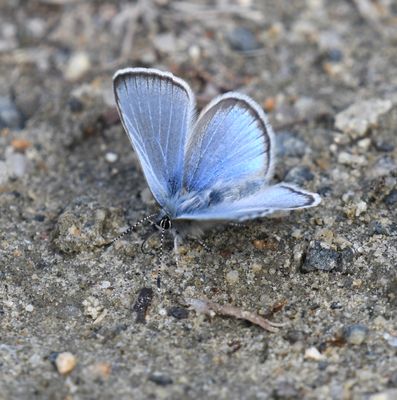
left=159, top=216, right=172, bottom=230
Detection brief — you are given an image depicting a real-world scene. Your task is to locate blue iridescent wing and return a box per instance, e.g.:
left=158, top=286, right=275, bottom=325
left=177, top=183, right=321, bottom=221
left=183, top=92, right=275, bottom=193
left=113, top=68, right=195, bottom=207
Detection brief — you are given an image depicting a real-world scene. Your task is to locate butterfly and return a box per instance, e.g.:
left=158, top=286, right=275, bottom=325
left=112, top=67, right=321, bottom=282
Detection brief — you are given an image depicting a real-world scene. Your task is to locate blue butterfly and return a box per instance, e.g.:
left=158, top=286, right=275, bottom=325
left=112, top=67, right=321, bottom=278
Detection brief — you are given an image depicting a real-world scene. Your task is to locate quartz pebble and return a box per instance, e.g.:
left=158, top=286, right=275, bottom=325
left=65, top=52, right=91, bottom=81
left=55, top=352, right=77, bottom=375
left=105, top=152, right=118, bottom=163
left=304, top=346, right=324, bottom=361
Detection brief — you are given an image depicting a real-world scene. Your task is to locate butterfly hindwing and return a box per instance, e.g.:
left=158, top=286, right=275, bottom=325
left=113, top=68, right=195, bottom=207
left=183, top=92, right=275, bottom=193
left=177, top=183, right=321, bottom=221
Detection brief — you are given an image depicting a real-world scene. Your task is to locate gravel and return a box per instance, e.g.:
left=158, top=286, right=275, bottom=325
left=0, top=1, right=396, bottom=399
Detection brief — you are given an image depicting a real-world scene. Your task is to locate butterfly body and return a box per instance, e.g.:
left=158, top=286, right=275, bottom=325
left=113, top=67, right=321, bottom=245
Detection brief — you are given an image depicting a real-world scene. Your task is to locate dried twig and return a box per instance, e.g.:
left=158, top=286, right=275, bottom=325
left=185, top=297, right=285, bottom=333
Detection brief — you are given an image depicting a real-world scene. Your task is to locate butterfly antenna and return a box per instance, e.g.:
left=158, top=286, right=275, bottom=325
left=156, top=227, right=166, bottom=289
left=104, top=213, right=156, bottom=248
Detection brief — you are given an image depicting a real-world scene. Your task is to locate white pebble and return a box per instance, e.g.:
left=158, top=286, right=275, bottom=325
left=100, top=281, right=111, bottom=289
left=304, top=346, right=324, bottom=361
left=65, top=52, right=91, bottom=81
left=337, top=152, right=367, bottom=166
left=158, top=308, right=167, bottom=316
left=355, top=200, right=367, bottom=217
left=105, top=152, right=118, bottom=163
left=25, top=304, right=34, bottom=312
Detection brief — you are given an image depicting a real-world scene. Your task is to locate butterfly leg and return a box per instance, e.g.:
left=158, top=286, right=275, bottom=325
left=173, top=235, right=181, bottom=267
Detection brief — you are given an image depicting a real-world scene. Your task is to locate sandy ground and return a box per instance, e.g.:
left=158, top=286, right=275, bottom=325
left=0, top=1, right=396, bottom=399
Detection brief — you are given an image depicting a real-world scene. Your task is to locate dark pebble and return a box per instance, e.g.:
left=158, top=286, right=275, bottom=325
left=301, top=241, right=340, bottom=272
left=48, top=351, right=60, bottom=365
left=148, top=373, right=173, bottom=386
left=132, top=288, right=154, bottom=324
left=227, top=27, right=260, bottom=52
left=68, top=97, right=84, bottom=113
left=342, top=324, right=369, bottom=345
left=276, top=132, right=308, bottom=158
left=0, top=96, right=24, bottom=130
left=326, top=48, right=343, bottom=62
left=383, top=189, right=397, bottom=206
left=283, top=329, right=304, bottom=344
left=317, top=186, right=332, bottom=197
left=374, top=139, right=395, bottom=152
left=34, top=214, right=46, bottom=222
left=330, top=301, right=343, bottom=310
left=167, top=306, right=189, bottom=320
left=11, top=190, right=22, bottom=198
left=284, top=165, right=314, bottom=185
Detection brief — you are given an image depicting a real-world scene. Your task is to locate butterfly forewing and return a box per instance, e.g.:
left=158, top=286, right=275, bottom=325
left=113, top=68, right=195, bottom=207
left=183, top=93, right=275, bottom=193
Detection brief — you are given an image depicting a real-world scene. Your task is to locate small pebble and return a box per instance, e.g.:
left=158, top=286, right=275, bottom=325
left=304, top=346, right=324, bottom=361
left=383, top=333, right=397, bottom=348
left=25, top=304, right=34, bottom=312
left=342, top=324, right=369, bottom=345
left=227, top=26, right=260, bottom=52
left=65, top=52, right=91, bottom=81
left=335, top=99, right=392, bottom=139
left=55, top=352, right=77, bottom=375
left=11, top=139, right=31, bottom=151
left=100, top=281, right=111, bottom=289
left=167, top=306, right=189, bottom=320
left=105, top=152, right=118, bottom=163
left=369, top=389, right=397, bottom=400
left=374, top=139, right=394, bottom=152
left=357, top=137, right=371, bottom=151
left=383, top=189, right=397, bottom=206
left=337, top=152, right=367, bottom=166
left=226, top=270, right=239, bottom=284
left=68, top=97, right=84, bottom=113
left=158, top=308, right=167, bottom=317
left=355, top=200, right=367, bottom=217
left=148, top=372, right=173, bottom=386
left=6, top=152, right=28, bottom=178
left=301, top=241, right=339, bottom=272
left=330, top=301, right=343, bottom=310
left=0, top=96, right=23, bottom=129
